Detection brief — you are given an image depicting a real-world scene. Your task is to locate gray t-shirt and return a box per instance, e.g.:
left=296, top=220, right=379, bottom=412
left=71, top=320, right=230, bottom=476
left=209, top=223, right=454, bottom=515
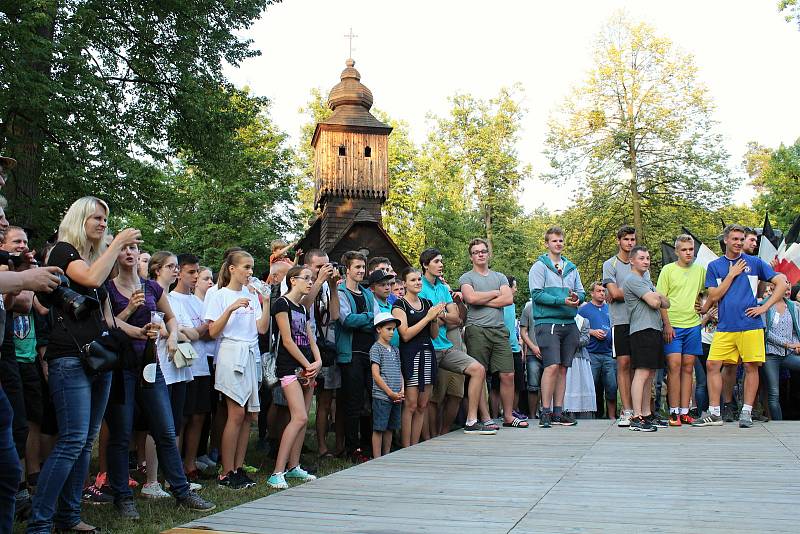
left=603, top=255, right=650, bottom=327
left=519, top=301, right=537, bottom=345
left=623, top=274, right=663, bottom=335
left=370, top=342, right=403, bottom=401
left=458, top=270, right=508, bottom=328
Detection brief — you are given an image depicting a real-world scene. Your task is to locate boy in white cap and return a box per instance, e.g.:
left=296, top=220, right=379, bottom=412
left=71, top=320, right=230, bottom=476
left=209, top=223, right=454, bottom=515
left=370, top=312, right=404, bottom=458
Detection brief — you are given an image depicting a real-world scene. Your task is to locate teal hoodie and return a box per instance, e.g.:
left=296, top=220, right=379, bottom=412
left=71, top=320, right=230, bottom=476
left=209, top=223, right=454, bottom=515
left=528, top=254, right=585, bottom=326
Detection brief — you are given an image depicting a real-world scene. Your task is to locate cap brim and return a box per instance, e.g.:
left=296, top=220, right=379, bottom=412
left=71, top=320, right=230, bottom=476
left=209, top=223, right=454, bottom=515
left=375, top=318, right=400, bottom=328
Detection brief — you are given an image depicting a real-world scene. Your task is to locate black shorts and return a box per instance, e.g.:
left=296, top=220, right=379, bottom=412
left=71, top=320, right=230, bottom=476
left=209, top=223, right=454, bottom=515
left=613, top=324, right=631, bottom=358
left=184, top=375, right=212, bottom=416
left=630, top=329, right=665, bottom=370
left=535, top=323, right=579, bottom=368
left=18, top=361, right=44, bottom=425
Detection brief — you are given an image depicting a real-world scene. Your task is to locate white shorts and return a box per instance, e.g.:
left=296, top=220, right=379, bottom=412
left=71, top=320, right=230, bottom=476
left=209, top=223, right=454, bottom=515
left=215, top=338, right=260, bottom=412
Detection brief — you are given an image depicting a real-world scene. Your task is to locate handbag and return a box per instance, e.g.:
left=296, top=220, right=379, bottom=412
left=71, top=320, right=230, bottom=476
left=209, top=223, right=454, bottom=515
left=262, top=328, right=279, bottom=388
left=174, top=342, right=198, bottom=369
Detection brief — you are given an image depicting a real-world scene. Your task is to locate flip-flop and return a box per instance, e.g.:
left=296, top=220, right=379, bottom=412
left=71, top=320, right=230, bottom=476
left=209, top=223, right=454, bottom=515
left=503, top=417, right=529, bottom=428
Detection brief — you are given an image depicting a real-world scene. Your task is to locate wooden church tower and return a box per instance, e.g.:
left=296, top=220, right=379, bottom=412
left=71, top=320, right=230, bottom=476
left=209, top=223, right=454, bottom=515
left=297, top=59, right=410, bottom=270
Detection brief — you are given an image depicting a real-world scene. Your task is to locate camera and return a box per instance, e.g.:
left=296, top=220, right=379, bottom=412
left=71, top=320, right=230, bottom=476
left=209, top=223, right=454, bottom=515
left=329, top=262, right=347, bottom=276
left=0, top=250, right=28, bottom=269
left=37, top=274, right=100, bottom=321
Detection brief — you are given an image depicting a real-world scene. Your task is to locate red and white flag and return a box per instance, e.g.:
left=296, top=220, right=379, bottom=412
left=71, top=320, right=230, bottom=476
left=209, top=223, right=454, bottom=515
left=775, top=242, right=800, bottom=285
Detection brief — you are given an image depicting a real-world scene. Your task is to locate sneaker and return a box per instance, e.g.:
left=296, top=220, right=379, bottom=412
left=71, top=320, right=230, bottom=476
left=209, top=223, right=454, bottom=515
left=267, top=472, right=288, bottom=490
left=114, top=497, right=140, bottom=520
left=553, top=412, right=577, bottom=426
left=217, top=471, right=249, bottom=490
left=691, top=412, right=724, bottom=427
left=349, top=449, right=370, bottom=464
left=235, top=468, right=256, bottom=488
left=669, top=413, right=682, bottom=427
left=722, top=403, right=736, bottom=423
left=753, top=412, right=769, bottom=423
left=539, top=411, right=552, bottom=429
left=739, top=411, right=753, bottom=428
left=645, top=414, right=668, bottom=428
left=617, top=411, right=632, bottom=427
left=688, top=407, right=700, bottom=418
left=94, top=471, right=108, bottom=488
left=177, top=490, right=216, bottom=512
left=679, top=414, right=695, bottom=425
left=166, top=480, right=202, bottom=492
left=141, top=481, right=171, bottom=499
left=197, top=454, right=217, bottom=469
left=15, top=488, right=32, bottom=520
left=194, top=458, right=209, bottom=471
left=82, top=485, right=113, bottom=505
left=629, top=416, right=657, bottom=432
left=285, top=465, right=317, bottom=482
left=463, top=421, right=498, bottom=435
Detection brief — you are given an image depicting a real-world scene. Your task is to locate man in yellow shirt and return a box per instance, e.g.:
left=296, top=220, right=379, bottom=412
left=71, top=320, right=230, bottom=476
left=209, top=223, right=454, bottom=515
left=656, top=235, right=706, bottom=426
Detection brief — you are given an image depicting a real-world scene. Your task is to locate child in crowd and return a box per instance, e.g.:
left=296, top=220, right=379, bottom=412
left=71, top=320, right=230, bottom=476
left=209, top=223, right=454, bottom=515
left=370, top=313, right=404, bottom=458
left=205, top=251, right=270, bottom=489
left=269, top=239, right=301, bottom=266
left=267, top=265, right=321, bottom=489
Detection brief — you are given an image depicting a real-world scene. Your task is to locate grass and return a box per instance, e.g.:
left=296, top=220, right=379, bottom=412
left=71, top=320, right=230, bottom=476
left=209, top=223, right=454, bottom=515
left=15, top=416, right=354, bottom=534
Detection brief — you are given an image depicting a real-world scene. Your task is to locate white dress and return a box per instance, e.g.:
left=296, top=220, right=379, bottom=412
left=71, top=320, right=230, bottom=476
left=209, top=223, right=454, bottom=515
left=564, top=315, right=597, bottom=413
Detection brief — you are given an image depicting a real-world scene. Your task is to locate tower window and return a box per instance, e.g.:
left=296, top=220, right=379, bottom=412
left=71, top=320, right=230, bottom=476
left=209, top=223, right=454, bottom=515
left=364, top=146, right=371, bottom=157
left=338, top=145, right=346, bottom=156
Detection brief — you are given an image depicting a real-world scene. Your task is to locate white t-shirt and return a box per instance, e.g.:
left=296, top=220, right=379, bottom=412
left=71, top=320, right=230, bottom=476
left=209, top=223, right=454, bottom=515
left=204, top=286, right=262, bottom=343
left=169, top=291, right=211, bottom=377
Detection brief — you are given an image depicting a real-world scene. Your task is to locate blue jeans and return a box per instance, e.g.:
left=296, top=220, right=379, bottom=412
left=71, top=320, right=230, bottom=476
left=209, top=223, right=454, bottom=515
left=27, top=357, right=111, bottom=533
left=763, top=353, right=800, bottom=421
left=694, top=344, right=710, bottom=413
left=105, top=366, right=189, bottom=501
left=589, top=352, right=617, bottom=401
left=0, top=386, right=23, bottom=534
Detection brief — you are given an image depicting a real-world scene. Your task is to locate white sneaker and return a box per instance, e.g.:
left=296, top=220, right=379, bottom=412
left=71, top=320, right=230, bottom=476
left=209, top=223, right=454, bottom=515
left=197, top=455, right=217, bottom=468
left=194, top=458, right=209, bottom=470
left=141, top=482, right=171, bottom=499
left=166, top=480, right=202, bottom=492
left=617, top=411, right=632, bottom=427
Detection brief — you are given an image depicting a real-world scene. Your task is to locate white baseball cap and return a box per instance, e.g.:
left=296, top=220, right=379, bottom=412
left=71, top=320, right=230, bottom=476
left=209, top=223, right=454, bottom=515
left=374, top=311, right=400, bottom=328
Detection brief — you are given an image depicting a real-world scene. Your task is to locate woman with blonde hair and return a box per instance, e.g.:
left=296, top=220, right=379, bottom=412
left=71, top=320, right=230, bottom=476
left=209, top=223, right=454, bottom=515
left=28, top=197, right=144, bottom=534
left=204, top=251, right=270, bottom=489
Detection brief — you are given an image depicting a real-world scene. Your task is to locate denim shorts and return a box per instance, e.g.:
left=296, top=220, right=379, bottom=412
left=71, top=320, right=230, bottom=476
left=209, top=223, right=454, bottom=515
left=663, top=325, right=703, bottom=356
left=372, top=397, right=401, bottom=432
left=525, top=356, right=544, bottom=392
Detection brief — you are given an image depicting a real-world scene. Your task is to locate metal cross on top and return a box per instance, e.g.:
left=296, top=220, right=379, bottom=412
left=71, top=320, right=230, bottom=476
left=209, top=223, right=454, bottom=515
left=344, top=27, right=358, bottom=58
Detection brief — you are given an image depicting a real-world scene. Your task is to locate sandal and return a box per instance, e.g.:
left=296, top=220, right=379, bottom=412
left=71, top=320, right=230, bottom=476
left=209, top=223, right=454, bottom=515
left=502, top=417, right=530, bottom=428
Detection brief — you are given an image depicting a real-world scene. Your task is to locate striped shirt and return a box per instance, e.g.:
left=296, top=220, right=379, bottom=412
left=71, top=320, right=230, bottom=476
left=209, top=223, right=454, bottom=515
left=369, top=342, right=402, bottom=401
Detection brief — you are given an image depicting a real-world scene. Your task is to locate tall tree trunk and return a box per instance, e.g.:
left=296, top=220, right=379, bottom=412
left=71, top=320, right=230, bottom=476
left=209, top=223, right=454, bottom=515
left=628, top=159, right=643, bottom=242
left=484, top=203, right=493, bottom=254
left=2, top=2, right=57, bottom=229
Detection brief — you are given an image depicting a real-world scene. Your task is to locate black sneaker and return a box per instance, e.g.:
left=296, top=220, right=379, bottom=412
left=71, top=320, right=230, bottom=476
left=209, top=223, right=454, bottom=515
left=629, top=416, right=657, bottom=432
left=553, top=412, right=577, bottom=426
left=217, top=471, right=249, bottom=490
left=539, top=411, right=552, bottom=428
left=82, top=485, right=113, bottom=505
left=177, top=490, right=216, bottom=512
left=463, top=421, right=498, bottom=435
left=15, top=488, right=32, bottom=520
left=722, top=402, right=736, bottom=423
left=645, top=414, right=668, bottom=428
left=114, top=497, right=140, bottom=520
left=235, top=468, right=256, bottom=488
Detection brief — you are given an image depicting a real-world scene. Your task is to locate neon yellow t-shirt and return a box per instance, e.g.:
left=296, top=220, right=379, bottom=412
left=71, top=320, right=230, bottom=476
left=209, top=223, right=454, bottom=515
left=655, top=262, right=705, bottom=328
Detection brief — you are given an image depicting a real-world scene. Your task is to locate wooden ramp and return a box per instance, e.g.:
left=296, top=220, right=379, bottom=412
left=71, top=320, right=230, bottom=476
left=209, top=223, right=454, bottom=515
left=166, top=420, right=800, bottom=533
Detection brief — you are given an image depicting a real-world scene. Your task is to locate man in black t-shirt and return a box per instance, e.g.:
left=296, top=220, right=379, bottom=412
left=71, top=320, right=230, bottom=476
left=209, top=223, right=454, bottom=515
left=336, top=251, right=378, bottom=463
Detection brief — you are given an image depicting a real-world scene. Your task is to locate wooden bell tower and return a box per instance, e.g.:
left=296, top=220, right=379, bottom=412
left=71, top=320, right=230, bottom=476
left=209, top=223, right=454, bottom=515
left=311, top=59, right=393, bottom=253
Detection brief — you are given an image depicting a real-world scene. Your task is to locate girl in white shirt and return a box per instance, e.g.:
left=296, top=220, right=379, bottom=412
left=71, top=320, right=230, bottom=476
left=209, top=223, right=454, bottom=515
left=204, top=251, right=270, bottom=489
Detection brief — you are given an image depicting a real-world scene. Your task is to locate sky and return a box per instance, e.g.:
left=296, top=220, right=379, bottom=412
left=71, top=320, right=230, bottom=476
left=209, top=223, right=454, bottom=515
left=223, top=0, right=800, bottom=214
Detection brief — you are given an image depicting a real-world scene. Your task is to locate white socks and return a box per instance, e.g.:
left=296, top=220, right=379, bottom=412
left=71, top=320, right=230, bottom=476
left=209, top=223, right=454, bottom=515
left=709, top=406, right=721, bottom=416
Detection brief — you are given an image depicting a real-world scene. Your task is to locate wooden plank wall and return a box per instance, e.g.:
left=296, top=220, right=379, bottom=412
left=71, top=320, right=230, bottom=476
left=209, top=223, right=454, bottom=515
left=315, top=130, right=388, bottom=200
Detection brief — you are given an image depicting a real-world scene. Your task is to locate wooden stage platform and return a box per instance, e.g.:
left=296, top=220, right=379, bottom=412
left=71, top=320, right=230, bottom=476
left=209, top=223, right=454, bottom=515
left=166, top=419, right=800, bottom=533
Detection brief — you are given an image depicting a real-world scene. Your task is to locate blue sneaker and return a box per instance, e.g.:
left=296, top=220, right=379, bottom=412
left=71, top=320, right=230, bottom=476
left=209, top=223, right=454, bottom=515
left=266, top=472, right=288, bottom=489
left=285, top=465, right=317, bottom=482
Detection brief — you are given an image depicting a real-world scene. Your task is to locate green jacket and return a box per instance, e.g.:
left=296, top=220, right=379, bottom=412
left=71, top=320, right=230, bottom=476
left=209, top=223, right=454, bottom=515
left=335, top=283, right=377, bottom=364
left=528, top=254, right=585, bottom=326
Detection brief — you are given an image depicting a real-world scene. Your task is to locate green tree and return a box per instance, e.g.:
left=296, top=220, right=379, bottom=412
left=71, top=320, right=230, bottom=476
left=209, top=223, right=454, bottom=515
left=544, top=12, right=733, bottom=245
left=0, top=0, right=277, bottom=237
left=746, top=138, right=800, bottom=229
left=780, top=0, right=800, bottom=28
left=115, top=90, right=299, bottom=275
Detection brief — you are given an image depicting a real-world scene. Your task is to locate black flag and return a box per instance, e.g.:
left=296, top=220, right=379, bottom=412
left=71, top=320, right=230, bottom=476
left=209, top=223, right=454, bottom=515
left=785, top=215, right=800, bottom=246
left=763, top=213, right=780, bottom=249
left=661, top=242, right=678, bottom=267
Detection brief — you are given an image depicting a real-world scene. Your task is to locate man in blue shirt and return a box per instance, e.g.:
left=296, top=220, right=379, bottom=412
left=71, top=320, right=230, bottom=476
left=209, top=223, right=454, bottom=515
left=693, top=224, right=788, bottom=428
left=419, top=248, right=495, bottom=435
left=578, top=282, right=616, bottom=419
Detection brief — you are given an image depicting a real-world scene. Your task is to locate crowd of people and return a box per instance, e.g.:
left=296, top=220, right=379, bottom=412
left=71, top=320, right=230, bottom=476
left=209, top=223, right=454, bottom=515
left=0, top=172, right=798, bottom=532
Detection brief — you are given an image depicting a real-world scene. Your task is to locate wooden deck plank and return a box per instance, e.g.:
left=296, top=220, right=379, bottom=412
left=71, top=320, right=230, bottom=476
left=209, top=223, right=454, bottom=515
left=167, top=420, right=800, bottom=534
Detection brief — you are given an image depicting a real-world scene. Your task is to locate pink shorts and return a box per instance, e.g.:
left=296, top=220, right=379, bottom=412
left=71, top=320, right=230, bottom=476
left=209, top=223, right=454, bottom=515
left=280, top=374, right=298, bottom=387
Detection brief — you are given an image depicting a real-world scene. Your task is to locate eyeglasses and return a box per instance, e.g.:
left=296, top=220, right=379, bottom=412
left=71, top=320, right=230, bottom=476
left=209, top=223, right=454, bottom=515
left=164, top=263, right=179, bottom=271
left=471, top=249, right=489, bottom=256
